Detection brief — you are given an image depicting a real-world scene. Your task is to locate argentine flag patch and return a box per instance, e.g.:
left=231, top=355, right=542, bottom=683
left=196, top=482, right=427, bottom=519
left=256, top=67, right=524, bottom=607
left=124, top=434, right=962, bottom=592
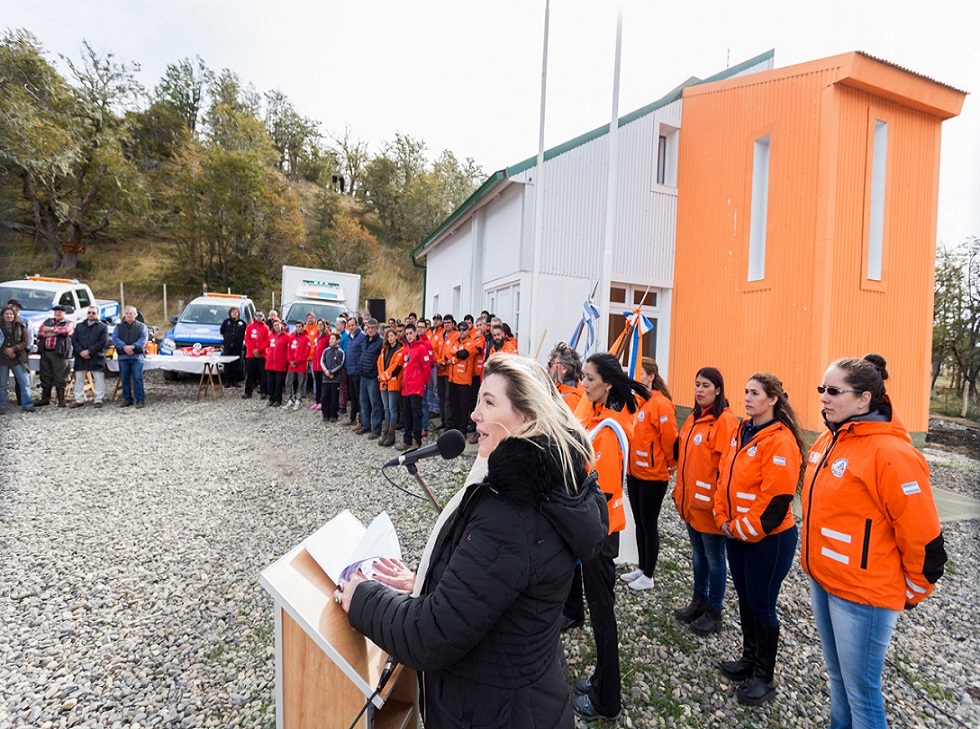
left=901, top=481, right=922, bottom=496
left=773, top=455, right=786, bottom=466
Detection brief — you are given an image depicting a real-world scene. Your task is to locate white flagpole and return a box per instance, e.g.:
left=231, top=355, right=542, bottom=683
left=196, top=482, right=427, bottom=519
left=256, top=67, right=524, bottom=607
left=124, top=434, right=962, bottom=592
left=526, top=0, right=549, bottom=358
left=597, top=8, right=623, bottom=353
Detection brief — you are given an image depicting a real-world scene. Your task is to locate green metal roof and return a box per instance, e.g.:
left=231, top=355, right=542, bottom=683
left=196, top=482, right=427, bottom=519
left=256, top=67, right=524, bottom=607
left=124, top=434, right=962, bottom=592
left=412, top=49, right=775, bottom=261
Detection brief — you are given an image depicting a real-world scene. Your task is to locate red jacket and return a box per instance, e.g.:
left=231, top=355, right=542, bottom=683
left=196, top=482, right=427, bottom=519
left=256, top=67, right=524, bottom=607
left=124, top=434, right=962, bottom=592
left=673, top=407, right=739, bottom=534
left=245, top=321, right=270, bottom=359
left=714, top=421, right=801, bottom=542
left=400, top=338, right=433, bottom=397
left=628, top=391, right=678, bottom=481
left=313, top=334, right=329, bottom=372
left=801, top=407, right=945, bottom=610
left=287, top=331, right=310, bottom=373
left=267, top=332, right=290, bottom=372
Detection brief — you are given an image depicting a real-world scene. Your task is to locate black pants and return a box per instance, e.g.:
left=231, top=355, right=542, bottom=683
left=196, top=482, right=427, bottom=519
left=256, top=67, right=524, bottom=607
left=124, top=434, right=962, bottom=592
left=402, top=393, right=424, bottom=444
left=323, top=382, right=341, bottom=419
left=267, top=370, right=286, bottom=405
left=466, top=376, right=480, bottom=432
left=244, top=357, right=265, bottom=394
left=446, top=382, right=467, bottom=432
left=626, top=476, right=669, bottom=577
left=313, top=371, right=323, bottom=404
left=346, top=373, right=360, bottom=421
left=223, top=354, right=242, bottom=385
left=436, top=375, right=448, bottom=422
left=582, top=532, right=621, bottom=716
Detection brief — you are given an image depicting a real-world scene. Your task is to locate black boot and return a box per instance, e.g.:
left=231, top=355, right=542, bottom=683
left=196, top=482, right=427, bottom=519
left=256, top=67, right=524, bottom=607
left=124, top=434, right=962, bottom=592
left=737, top=622, right=778, bottom=706
left=673, top=595, right=706, bottom=624
left=719, top=601, right=756, bottom=680
left=56, top=386, right=66, bottom=407
left=689, top=604, right=722, bottom=636
left=37, top=386, right=52, bottom=406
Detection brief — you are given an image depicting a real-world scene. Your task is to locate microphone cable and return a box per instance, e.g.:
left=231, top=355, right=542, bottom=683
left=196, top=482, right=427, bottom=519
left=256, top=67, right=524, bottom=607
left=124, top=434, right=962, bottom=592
left=380, top=465, right=429, bottom=503
left=346, top=656, right=398, bottom=729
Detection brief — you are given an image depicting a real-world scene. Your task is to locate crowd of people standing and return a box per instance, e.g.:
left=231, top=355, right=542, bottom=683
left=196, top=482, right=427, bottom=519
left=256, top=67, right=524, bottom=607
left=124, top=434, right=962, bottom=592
left=3, top=295, right=950, bottom=726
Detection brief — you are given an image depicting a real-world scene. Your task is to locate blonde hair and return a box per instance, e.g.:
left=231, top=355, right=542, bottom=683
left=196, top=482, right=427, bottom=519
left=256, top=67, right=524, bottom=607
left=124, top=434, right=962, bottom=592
left=482, top=354, right=594, bottom=494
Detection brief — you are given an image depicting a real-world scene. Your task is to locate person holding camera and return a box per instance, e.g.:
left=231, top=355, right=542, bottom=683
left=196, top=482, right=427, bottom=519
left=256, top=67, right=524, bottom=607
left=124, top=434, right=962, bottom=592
left=113, top=305, right=149, bottom=408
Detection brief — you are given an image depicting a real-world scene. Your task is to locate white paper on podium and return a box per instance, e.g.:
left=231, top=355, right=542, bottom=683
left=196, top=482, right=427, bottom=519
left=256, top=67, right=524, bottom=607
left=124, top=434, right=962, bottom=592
left=303, top=510, right=403, bottom=585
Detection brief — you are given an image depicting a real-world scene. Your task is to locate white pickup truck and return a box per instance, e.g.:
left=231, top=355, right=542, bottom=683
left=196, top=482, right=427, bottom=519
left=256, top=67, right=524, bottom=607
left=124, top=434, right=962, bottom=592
left=0, top=276, right=121, bottom=333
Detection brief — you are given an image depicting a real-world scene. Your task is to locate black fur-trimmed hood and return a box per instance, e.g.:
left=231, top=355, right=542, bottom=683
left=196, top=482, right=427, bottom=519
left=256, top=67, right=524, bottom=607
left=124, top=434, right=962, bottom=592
left=485, top=435, right=608, bottom=561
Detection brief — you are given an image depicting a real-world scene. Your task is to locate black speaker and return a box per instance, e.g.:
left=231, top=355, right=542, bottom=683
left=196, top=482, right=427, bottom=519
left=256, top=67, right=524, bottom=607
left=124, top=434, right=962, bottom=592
left=367, top=298, right=386, bottom=323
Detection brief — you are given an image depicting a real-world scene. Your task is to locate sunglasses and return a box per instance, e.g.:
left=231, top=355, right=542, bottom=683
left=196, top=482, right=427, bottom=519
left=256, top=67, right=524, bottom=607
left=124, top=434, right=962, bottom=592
left=816, top=385, right=858, bottom=396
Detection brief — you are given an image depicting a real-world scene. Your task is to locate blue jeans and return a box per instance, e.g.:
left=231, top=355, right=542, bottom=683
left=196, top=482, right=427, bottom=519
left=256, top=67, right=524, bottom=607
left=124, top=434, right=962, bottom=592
left=810, top=577, right=899, bottom=729
left=359, top=376, right=383, bottom=432
left=118, top=358, right=145, bottom=404
left=1, top=363, right=34, bottom=410
left=381, top=389, right=400, bottom=424
left=687, top=524, right=727, bottom=613
left=726, top=525, right=797, bottom=627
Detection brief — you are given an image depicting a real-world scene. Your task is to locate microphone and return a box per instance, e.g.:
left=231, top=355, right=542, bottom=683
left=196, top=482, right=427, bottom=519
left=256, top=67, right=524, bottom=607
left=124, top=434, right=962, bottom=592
left=383, top=429, right=466, bottom=468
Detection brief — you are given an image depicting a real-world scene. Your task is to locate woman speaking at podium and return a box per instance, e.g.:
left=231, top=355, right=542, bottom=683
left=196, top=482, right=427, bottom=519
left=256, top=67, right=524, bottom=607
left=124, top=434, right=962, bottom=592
left=340, top=354, right=609, bottom=728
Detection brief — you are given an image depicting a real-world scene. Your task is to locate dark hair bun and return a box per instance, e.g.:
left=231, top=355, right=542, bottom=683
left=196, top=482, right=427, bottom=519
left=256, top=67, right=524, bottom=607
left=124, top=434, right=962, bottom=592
left=863, top=353, right=889, bottom=381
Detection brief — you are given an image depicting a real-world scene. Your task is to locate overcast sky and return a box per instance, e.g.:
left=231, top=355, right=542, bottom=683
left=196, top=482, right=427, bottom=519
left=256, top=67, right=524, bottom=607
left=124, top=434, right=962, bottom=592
left=4, top=0, right=977, bottom=246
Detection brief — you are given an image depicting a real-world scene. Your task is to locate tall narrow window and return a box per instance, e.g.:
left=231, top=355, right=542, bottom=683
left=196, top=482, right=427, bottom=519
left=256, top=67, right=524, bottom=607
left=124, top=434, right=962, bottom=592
left=867, top=120, right=888, bottom=281
left=747, top=135, right=771, bottom=282
left=654, top=124, right=679, bottom=189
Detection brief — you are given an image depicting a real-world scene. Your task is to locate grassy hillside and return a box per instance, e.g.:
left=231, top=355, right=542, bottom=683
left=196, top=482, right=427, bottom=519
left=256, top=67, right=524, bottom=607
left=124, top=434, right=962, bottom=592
left=0, top=186, right=424, bottom=330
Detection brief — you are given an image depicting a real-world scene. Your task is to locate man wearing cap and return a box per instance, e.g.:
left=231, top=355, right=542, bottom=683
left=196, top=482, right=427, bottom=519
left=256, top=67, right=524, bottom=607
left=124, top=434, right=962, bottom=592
left=36, top=304, right=75, bottom=407
left=113, top=305, right=149, bottom=408
left=69, top=306, right=109, bottom=408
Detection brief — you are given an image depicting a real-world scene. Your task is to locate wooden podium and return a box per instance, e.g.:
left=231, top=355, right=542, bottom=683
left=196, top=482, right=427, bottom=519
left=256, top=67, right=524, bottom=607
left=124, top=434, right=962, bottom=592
left=260, top=543, right=418, bottom=729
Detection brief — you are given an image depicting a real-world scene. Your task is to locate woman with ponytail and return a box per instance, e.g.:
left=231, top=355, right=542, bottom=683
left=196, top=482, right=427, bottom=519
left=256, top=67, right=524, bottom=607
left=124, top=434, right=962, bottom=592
left=569, top=353, right=650, bottom=721
left=802, top=354, right=945, bottom=728
left=713, top=372, right=805, bottom=707
left=620, top=357, right=677, bottom=591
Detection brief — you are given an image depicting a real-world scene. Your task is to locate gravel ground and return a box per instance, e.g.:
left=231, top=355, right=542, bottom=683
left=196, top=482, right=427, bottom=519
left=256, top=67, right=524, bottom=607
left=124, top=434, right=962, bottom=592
left=1, top=371, right=978, bottom=728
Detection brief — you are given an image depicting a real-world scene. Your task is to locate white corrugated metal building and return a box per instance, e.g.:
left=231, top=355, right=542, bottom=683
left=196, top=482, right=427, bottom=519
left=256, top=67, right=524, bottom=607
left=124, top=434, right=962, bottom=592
left=411, top=50, right=775, bottom=373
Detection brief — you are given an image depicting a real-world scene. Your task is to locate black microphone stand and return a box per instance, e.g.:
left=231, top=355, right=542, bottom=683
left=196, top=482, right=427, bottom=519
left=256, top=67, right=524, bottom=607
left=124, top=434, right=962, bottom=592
left=405, top=462, right=442, bottom=514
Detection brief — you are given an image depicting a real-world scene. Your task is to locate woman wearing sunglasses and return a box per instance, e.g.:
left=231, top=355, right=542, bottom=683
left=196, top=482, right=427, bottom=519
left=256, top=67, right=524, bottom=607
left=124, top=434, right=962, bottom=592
left=801, top=354, right=946, bottom=728
left=713, top=372, right=806, bottom=706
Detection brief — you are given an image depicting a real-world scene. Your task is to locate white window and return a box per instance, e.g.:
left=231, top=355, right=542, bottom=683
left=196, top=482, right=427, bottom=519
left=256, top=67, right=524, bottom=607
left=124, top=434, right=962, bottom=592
left=451, top=285, right=461, bottom=318
left=654, top=124, right=679, bottom=188
left=747, top=135, right=771, bottom=282
left=867, top=120, right=888, bottom=281
left=607, top=283, right=661, bottom=359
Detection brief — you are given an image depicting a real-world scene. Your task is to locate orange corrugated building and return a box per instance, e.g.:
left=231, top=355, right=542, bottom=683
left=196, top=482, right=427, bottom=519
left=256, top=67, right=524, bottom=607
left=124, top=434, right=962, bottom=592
left=669, top=52, right=965, bottom=437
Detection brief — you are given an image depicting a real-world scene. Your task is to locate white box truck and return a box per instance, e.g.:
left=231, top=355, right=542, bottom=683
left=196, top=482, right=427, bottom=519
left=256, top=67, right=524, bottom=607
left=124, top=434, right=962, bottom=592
left=279, top=266, right=361, bottom=325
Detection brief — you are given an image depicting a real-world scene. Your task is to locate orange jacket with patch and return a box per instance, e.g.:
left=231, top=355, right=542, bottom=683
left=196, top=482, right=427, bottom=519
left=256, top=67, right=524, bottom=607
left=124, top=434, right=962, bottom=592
left=556, top=381, right=585, bottom=415
left=377, top=345, right=405, bottom=392
left=628, top=391, right=678, bottom=482
left=801, top=410, right=945, bottom=611
left=432, top=330, right=450, bottom=378
left=713, top=421, right=800, bottom=542
left=575, top=397, right=633, bottom=534
left=673, top=407, right=739, bottom=535
left=447, top=331, right=479, bottom=386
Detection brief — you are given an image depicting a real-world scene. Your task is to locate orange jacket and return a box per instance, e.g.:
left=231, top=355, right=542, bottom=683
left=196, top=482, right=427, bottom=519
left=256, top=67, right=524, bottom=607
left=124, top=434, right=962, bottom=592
left=447, top=331, right=479, bottom=386
left=433, top=330, right=450, bottom=378
left=673, top=407, right=739, bottom=534
left=472, top=333, right=486, bottom=378
left=487, top=337, right=518, bottom=360
left=556, top=381, right=585, bottom=415
left=628, top=391, right=678, bottom=481
left=304, top=323, right=318, bottom=360
left=377, top=345, right=405, bottom=392
left=800, top=409, right=945, bottom=611
left=575, top=397, right=633, bottom=534
left=714, top=421, right=800, bottom=542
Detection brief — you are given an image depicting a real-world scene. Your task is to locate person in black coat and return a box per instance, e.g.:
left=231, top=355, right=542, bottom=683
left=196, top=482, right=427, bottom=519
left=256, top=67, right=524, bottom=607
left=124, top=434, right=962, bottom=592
left=219, top=307, right=247, bottom=386
left=69, top=306, right=109, bottom=407
left=341, top=354, right=609, bottom=729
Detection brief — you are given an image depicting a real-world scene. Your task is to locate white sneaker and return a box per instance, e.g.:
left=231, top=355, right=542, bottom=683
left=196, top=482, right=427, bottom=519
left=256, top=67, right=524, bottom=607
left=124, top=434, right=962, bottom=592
left=285, top=400, right=294, bottom=410
left=628, top=575, right=655, bottom=591
left=620, top=569, right=644, bottom=583
left=293, top=399, right=302, bottom=410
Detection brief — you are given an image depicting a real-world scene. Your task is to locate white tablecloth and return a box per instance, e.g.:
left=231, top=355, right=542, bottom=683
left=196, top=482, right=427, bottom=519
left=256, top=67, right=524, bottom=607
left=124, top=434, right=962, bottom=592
left=28, top=354, right=238, bottom=374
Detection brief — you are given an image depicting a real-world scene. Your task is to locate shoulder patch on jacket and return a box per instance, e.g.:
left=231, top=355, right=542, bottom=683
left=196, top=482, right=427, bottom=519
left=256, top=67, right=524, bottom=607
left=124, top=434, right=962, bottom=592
left=773, top=455, right=786, bottom=466
left=901, top=481, right=921, bottom=496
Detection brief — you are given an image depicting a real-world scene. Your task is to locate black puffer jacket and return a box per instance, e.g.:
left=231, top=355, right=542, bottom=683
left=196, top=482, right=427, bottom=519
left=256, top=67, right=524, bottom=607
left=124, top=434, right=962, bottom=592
left=349, top=435, right=608, bottom=729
